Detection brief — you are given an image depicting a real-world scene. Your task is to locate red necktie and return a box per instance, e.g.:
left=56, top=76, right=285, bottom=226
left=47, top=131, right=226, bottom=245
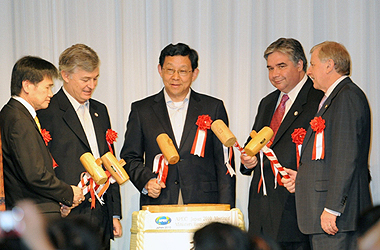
left=269, top=94, right=289, bottom=145
left=258, top=94, right=289, bottom=193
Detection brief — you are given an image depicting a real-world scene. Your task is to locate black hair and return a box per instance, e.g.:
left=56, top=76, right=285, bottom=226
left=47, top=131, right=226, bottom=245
left=11, top=56, right=58, bottom=96
left=159, top=43, right=198, bottom=71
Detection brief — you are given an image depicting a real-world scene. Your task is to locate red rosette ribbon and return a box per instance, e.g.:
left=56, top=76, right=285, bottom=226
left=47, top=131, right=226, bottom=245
left=106, top=129, right=118, bottom=155
left=191, top=115, right=212, bottom=157
left=291, top=128, right=307, bottom=169
left=41, top=129, right=58, bottom=169
left=310, top=117, right=325, bottom=160
left=41, top=129, right=52, bottom=146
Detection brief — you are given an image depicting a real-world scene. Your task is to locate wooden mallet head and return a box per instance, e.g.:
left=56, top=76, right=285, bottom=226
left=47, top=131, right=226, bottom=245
left=79, top=152, right=108, bottom=185
left=210, top=119, right=236, bottom=147
left=244, top=127, right=274, bottom=156
left=101, top=152, right=130, bottom=185
left=156, top=133, right=180, bottom=164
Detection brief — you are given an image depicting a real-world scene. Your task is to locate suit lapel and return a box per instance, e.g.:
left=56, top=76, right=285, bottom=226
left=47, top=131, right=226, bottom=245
left=57, top=89, right=90, bottom=149
left=180, top=90, right=202, bottom=149
left=9, top=99, right=42, bottom=137
left=301, top=78, right=350, bottom=154
left=272, top=79, right=312, bottom=147
left=151, top=90, right=178, bottom=148
left=89, top=100, right=106, bottom=155
left=263, top=93, right=279, bottom=127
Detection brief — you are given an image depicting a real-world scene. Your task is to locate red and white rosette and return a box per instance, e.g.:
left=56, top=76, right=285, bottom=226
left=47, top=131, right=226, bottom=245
left=153, top=154, right=169, bottom=184
left=191, top=115, right=212, bottom=157
left=310, top=117, right=325, bottom=160
left=291, top=128, right=307, bottom=170
left=106, top=129, right=118, bottom=155
left=41, top=128, right=58, bottom=169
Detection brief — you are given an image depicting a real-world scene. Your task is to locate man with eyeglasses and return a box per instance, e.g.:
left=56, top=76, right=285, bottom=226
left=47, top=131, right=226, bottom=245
left=120, top=43, right=236, bottom=208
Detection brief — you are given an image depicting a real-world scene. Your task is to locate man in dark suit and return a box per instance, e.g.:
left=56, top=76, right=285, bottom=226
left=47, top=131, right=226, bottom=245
left=38, top=44, right=122, bottom=250
left=283, top=41, right=372, bottom=249
left=120, top=43, right=235, bottom=208
left=240, top=38, right=323, bottom=250
left=0, top=56, right=83, bottom=220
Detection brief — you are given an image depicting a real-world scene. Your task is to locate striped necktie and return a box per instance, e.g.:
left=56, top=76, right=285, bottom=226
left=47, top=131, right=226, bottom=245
left=269, top=94, right=289, bottom=145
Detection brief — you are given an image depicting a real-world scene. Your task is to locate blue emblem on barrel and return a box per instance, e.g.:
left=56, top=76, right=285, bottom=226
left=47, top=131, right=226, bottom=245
left=155, top=216, right=172, bottom=225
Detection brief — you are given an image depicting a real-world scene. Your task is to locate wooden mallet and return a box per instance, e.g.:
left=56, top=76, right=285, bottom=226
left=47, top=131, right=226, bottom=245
left=156, top=133, right=180, bottom=164
left=80, top=153, right=108, bottom=185
left=101, top=152, right=130, bottom=185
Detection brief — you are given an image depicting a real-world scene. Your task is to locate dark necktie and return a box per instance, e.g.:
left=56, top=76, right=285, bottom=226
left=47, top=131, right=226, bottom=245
left=269, top=94, right=289, bottom=145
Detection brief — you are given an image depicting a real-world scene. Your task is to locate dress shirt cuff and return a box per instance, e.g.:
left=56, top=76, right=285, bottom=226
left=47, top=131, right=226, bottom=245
left=113, top=216, right=121, bottom=219
left=324, top=208, right=341, bottom=216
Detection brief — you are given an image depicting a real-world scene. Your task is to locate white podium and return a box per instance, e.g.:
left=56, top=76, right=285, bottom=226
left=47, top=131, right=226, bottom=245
left=130, top=204, right=244, bottom=250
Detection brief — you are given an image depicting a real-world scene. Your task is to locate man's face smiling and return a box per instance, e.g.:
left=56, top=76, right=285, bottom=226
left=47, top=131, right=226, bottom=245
left=158, top=55, right=199, bottom=102
left=62, top=67, right=99, bottom=104
left=267, top=51, right=303, bottom=93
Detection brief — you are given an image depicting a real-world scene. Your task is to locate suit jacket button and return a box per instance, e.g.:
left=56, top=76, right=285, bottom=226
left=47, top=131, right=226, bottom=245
left=88, top=198, right=92, bottom=203
left=175, top=181, right=179, bottom=185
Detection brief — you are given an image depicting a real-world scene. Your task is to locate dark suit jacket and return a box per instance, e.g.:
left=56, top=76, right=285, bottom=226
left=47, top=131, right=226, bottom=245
left=296, top=77, right=372, bottom=234
left=120, top=89, right=236, bottom=208
left=0, top=98, right=73, bottom=213
left=240, top=78, right=323, bottom=242
left=38, top=88, right=121, bottom=242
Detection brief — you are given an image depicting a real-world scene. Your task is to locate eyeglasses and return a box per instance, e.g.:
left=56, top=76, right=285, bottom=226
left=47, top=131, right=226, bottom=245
left=163, top=68, right=192, bottom=76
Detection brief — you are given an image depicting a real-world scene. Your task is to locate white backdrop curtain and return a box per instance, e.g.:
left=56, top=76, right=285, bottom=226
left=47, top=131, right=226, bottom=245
left=1, top=1, right=379, bottom=249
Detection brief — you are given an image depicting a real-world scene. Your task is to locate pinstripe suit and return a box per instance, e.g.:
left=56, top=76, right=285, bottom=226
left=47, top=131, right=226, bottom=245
left=296, top=77, right=372, bottom=235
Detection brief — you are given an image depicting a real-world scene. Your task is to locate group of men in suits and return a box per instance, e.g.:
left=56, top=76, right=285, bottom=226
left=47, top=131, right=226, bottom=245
left=0, top=39, right=372, bottom=250
left=0, top=42, right=236, bottom=249
left=0, top=45, right=121, bottom=250
left=241, top=38, right=371, bottom=250
left=240, top=38, right=324, bottom=249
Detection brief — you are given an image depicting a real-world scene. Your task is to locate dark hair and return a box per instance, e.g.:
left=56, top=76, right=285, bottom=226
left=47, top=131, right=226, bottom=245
left=193, top=222, right=251, bottom=250
left=11, top=56, right=58, bottom=96
left=48, top=215, right=101, bottom=250
left=159, top=43, right=199, bottom=71
left=264, top=38, right=307, bottom=72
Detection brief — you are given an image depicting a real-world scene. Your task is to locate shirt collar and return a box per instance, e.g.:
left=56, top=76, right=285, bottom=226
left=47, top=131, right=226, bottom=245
left=164, top=88, right=191, bottom=109
left=62, top=86, right=89, bottom=111
left=280, top=74, right=307, bottom=103
left=12, top=95, right=37, bottom=118
left=324, top=75, right=348, bottom=98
